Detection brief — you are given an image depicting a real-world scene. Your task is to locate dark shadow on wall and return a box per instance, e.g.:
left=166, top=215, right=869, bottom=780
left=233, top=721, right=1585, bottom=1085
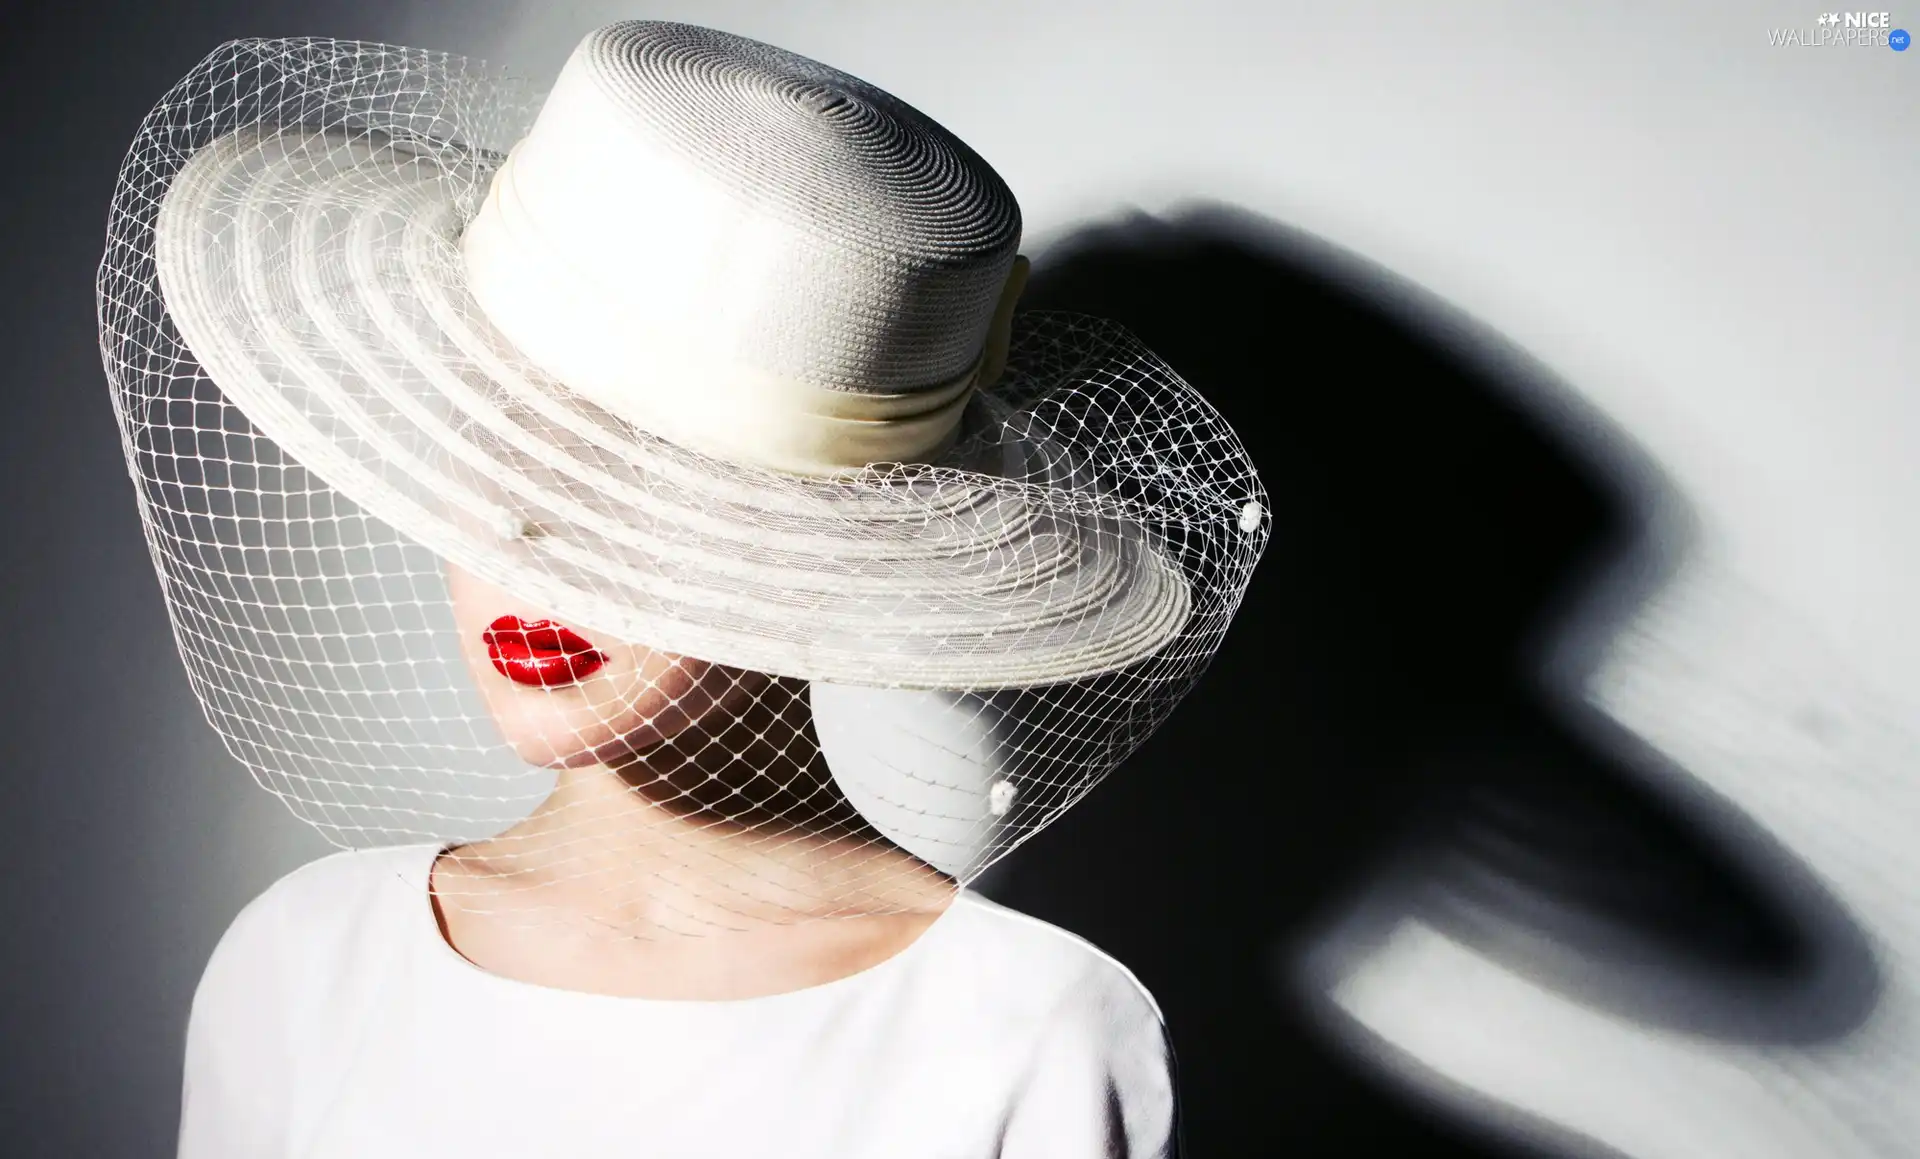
left=976, top=205, right=1882, bottom=1158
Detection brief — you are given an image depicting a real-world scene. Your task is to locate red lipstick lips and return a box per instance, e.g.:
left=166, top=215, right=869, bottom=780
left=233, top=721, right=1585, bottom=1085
left=483, top=616, right=610, bottom=687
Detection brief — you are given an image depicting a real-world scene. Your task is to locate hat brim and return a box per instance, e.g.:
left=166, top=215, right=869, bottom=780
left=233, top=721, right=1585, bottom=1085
left=145, top=123, right=1209, bottom=689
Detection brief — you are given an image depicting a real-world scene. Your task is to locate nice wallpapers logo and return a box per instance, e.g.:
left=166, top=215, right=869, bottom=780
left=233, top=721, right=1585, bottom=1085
left=1768, top=11, right=1911, bottom=47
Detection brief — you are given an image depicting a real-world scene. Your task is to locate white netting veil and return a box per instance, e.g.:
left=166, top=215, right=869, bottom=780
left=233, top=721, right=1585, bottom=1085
left=97, top=23, right=1269, bottom=939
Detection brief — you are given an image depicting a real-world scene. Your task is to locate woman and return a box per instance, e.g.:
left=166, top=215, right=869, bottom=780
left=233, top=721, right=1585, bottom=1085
left=99, top=20, right=1267, bottom=1157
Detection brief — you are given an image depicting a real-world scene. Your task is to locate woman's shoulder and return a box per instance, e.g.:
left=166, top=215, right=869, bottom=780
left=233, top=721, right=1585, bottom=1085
left=931, top=891, right=1168, bottom=1031
left=180, top=846, right=439, bottom=1140
left=924, top=895, right=1179, bottom=1154
left=238, top=843, right=437, bottom=916
left=195, top=844, right=437, bottom=1005
left=224, top=843, right=434, bottom=937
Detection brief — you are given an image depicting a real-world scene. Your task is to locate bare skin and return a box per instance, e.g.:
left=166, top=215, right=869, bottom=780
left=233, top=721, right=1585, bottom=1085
left=433, top=563, right=956, bottom=1000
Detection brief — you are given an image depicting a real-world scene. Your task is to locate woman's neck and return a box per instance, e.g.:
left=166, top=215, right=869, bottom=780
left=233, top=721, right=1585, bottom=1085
left=442, top=759, right=955, bottom=937
left=428, top=758, right=961, bottom=999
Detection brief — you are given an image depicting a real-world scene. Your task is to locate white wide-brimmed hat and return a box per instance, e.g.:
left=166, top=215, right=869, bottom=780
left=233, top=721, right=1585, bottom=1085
left=131, top=21, right=1264, bottom=692
left=100, top=23, right=1268, bottom=890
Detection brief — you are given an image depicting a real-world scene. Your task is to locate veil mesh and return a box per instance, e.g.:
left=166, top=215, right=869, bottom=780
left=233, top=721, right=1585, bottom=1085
left=97, top=36, right=1269, bottom=939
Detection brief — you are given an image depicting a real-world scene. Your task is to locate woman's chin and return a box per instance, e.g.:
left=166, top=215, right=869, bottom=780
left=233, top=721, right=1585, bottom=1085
left=504, top=728, right=670, bottom=771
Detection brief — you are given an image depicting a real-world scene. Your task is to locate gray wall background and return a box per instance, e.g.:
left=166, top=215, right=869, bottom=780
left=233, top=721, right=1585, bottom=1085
left=3, top=2, right=1915, bottom=1156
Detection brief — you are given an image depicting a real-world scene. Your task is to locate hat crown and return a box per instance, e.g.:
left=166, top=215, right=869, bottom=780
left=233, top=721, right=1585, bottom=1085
left=459, top=22, right=1024, bottom=472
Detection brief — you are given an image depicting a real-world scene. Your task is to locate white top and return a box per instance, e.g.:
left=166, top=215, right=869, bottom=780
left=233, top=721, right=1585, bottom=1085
left=176, top=845, right=1180, bottom=1158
